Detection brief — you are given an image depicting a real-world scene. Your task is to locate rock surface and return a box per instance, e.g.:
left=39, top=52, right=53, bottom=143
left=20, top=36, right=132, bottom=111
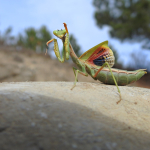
left=0, top=82, right=150, bottom=150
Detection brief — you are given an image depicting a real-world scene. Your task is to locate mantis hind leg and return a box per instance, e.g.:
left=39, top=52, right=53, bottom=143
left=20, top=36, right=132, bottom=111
left=71, top=67, right=88, bottom=90
left=93, top=62, right=121, bottom=104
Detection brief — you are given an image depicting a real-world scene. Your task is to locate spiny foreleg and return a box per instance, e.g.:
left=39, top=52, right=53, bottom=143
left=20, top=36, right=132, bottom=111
left=63, top=23, right=70, bottom=60
left=46, top=38, right=66, bottom=63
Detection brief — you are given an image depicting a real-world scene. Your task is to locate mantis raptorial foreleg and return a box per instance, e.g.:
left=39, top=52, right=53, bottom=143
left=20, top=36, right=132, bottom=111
left=46, top=38, right=66, bottom=63
left=71, top=67, right=88, bottom=90
left=88, top=62, right=121, bottom=104
left=63, top=23, right=70, bottom=60
left=45, top=22, right=70, bottom=62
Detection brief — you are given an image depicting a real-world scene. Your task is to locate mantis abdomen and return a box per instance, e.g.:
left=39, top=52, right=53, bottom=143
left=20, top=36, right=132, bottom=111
left=94, top=68, right=146, bottom=86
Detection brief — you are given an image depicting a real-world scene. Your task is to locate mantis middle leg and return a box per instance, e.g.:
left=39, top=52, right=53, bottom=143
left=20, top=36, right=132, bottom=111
left=71, top=67, right=88, bottom=90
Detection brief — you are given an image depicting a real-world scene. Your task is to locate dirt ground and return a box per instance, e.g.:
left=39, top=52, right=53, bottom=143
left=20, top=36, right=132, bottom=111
left=0, top=46, right=149, bottom=89
left=0, top=47, right=96, bottom=83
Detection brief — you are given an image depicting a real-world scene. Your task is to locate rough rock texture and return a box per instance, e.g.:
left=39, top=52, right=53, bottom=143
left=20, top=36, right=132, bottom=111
left=0, top=82, right=150, bottom=150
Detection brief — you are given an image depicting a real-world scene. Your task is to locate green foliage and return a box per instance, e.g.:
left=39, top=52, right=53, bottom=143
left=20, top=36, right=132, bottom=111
left=17, top=26, right=52, bottom=52
left=93, top=0, right=150, bottom=49
left=4, top=27, right=12, bottom=36
left=0, top=27, right=15, bottom=45
left=130, top=51, right=150, bottom=71
left=1, top=26, right=81, bottom=57
left=38, top=26, right=52, bottom=51
left=17, top=26, right=81, bottom=55
left=25, top=28, right=38, bottom=50
left=69, top=34, right=81, bottom=57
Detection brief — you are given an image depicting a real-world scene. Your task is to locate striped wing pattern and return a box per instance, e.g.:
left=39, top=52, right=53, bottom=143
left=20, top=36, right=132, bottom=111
left=86, top=46, right=115, bottom=67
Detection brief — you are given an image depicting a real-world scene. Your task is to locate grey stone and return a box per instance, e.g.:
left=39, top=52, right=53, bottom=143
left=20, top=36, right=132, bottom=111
left=0, top=82, right=150, bottom=150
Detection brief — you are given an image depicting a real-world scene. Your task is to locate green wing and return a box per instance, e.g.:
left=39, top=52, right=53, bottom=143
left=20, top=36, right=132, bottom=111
left=79, top=41, right=109, bottom=61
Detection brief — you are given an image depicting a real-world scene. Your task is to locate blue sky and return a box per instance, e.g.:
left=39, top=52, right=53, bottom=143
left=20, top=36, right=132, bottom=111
left=0, top=0, right=150, bottom=70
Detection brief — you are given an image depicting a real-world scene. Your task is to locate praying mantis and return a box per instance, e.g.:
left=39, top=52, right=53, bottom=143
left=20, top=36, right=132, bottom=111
left=46, top=23, right=147, bottom=104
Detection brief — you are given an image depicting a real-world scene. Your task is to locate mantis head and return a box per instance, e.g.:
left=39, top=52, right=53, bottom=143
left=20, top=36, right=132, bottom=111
left=45, top=23, right=69, bottom=56
left=53, top=29, right=66, bottom=39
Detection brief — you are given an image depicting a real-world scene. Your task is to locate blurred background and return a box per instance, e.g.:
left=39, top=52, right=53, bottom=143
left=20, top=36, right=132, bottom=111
left=0, top=0, right=150, bottom=88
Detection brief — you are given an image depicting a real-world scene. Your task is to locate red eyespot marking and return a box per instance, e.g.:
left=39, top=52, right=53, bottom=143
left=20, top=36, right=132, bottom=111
left=86, top=46, right=111, bottom=65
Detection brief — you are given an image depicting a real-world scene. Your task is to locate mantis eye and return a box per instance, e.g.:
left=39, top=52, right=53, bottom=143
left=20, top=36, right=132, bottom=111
left=57, top=29, right=59, bottom=31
